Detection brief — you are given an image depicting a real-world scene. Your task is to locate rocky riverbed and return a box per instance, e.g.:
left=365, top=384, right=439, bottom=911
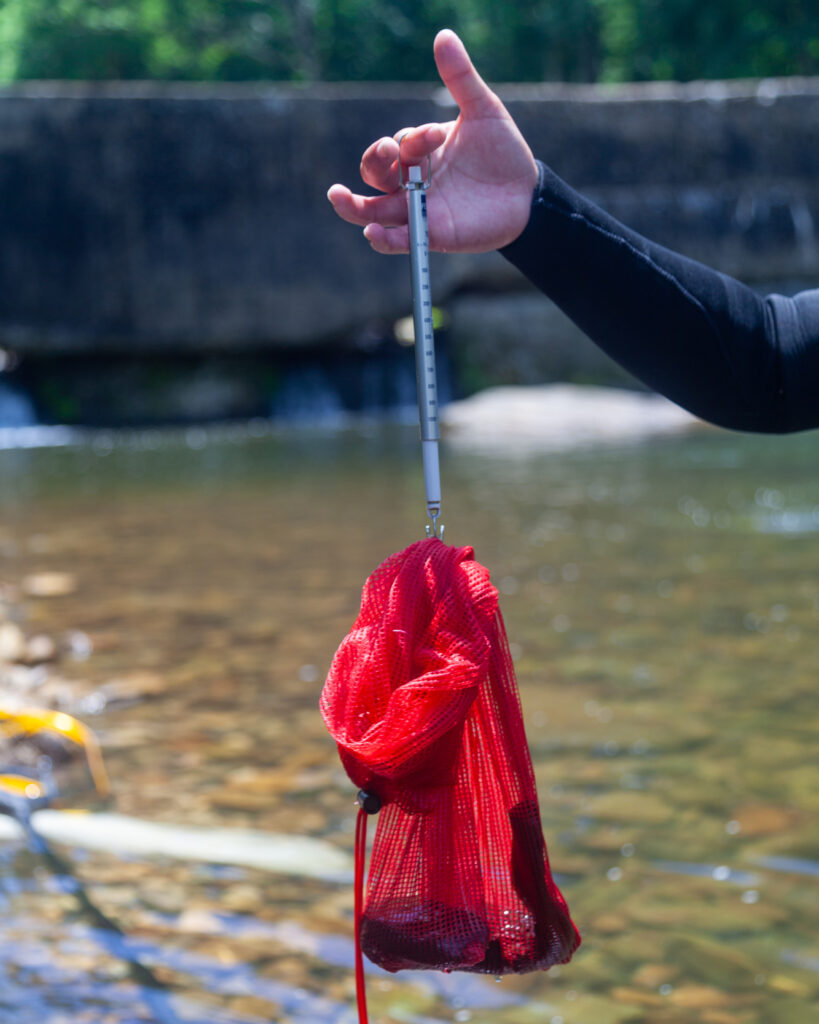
left=1, top=423, right=817, bottom=1023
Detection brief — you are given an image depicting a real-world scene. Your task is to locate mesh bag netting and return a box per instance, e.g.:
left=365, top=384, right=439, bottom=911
left=321, top=538, right=580, bottom=976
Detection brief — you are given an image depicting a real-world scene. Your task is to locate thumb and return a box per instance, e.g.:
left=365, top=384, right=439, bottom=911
left=433, top=29, right=502, bottom=119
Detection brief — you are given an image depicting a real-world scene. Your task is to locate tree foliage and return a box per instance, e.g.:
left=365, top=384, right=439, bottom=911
left=0, top=0, right=816, bottom=83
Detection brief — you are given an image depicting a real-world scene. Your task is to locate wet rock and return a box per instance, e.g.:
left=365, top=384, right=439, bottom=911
left=103, top=723, right=155, bottom=749
left=99, top=671, right=165, bottom=705
left=592, top=913, right=629, bottom=934
left=664, top=935, right=760, bottom=989
left=207, top=731, right=256, bottom=758
left=578, top=825, right=637, bottom=853
left=631, top=963, right=679, bottom=988
left=222, top=883, right=264, bottom=913
left=30, top=673, right=94, bottom=709
left=444, top=384, right=700, bottom=452
left=208, top=787, right=273, bottom=812
left=176, top=908, right=224, bottom=934
left=229, top=995, right=280, bottom=1019
left=699, top=1012, right=756, bottom=1024
left=766, top=974, right=813, bottom=998
left=528, top=991, right=644, bottom=1024
left=747, top=999, right=819, bottom=1024
left=139, top=882, right=190, bottom=915
left=668, top=984, right=734, bottom=1009
left=730, top=802, right=802, bottom=837
left=21, top=571, right=77, bottom=597
left=26, top=810, right=354, bottom=880
left=546, top=853, right=598, bottom=876
left=373, top=988, right=438, bottom=1019
left=77, top=858, right=154, bottom=885
left=584, top=790, right=674, bottom=825
left=222, top=765, right=336, bottom=798
left=21, top=633, right=57, bottom=665
left=0, top=620, right=25, bottom=662
left=610, top=985, right=666, bottom=1007
left=627, top=892, right=783, bottom=934
left=222, top=767, right=299, bottom=796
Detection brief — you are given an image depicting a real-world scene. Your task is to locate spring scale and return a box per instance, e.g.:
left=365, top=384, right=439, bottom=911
left=399, top=146, right=443, bottom=540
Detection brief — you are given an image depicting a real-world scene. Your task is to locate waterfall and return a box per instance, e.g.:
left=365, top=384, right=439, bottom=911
left=0, top=381, right=37, bottom=427
left=0, top=379, right=77, bottom=449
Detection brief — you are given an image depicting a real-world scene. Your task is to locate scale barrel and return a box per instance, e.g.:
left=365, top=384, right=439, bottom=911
left=406, top=164, right=442, bottom=525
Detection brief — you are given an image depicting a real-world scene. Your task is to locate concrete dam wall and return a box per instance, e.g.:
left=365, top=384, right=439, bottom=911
left=0, top=77, right=817, bottom=421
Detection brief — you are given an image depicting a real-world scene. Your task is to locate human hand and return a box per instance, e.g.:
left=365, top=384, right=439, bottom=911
left=327, top=29, right=538, bottom=255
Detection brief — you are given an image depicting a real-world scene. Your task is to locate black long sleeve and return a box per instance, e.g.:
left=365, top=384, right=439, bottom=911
left=500, top=161, right=819, bottom=433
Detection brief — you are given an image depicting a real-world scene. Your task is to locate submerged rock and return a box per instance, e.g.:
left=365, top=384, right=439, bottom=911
left=0, top=621, right=26, bottom=662
left=20, top=634, right=57, bottom=665
left=664, top=935, right=760, bottom=989
left=443, top=384, right=700, bottom=451
left=99, top=670, right=166, bottom=705
left=583, top=790, right=675, bottom=825
left=0, top=811, right=353, bottom=882
left=21, top=572, right=77, bottom=598
left=730, top=802, right=803, bottom=837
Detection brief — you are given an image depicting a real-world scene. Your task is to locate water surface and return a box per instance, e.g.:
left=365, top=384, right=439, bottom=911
left=1, top=422, right=817, bottom=1023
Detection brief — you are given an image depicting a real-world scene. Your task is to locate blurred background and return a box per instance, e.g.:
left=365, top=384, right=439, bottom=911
left=1, top=5, right=818, bottom=1024
left=0, top=1, right=817, bottom=427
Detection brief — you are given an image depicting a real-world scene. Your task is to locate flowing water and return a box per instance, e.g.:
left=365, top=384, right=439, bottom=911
left=0, top=420, right=817, bottom=1024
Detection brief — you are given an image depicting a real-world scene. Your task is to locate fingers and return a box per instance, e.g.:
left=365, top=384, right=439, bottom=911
left=326, top=183, right=407, bottom=229
left=363, top=223, right=410, bottom=255
left=393, top=123, right=448, bottom=162
left=329, top=117, right=452, bottom=231
left=359, top=124, right=449, bottom=193
left=326, top=185, right=410, bottom=252
left=359, top=136, right=399, bottom=192
left=433, top=28, right=501, bottom=119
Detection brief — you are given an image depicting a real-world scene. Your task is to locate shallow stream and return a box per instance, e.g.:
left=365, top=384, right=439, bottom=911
left=1, top=421, right=817, bottom=1023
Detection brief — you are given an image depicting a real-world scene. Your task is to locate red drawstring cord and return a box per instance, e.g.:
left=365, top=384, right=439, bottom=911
left=354, top=805, right=369, bottom=1024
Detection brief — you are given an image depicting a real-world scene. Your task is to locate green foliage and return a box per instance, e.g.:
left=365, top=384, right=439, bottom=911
left=0, top=0, right=816, bottom=83
left=0, top=1, right=151, bottom=80
left=0, top=0, right=303, bottom=81
left=594, top=0, right=819, bottom=82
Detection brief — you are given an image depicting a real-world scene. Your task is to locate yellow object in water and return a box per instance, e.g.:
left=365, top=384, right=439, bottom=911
left=0, top=706, right=110, bottom=797
left=0, top=773, right=46, bottom=801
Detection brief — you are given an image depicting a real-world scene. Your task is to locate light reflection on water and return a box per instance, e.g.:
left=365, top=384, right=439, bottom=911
left=1, top=423, right=818, bottom=1023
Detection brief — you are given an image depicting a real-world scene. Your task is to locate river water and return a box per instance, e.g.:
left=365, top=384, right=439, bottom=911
left=0, top=420, right=817, bottom=1024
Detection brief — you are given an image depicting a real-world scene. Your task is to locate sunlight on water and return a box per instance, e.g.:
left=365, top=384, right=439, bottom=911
left=1, top=423, right=818, bottom=1023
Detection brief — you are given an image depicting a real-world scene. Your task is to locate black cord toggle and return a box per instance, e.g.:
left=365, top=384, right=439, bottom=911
left=356, top=789, right=381, bottom=815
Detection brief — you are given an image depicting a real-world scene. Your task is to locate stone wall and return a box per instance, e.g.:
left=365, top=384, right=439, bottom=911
left=0, top=78, right=816, bottom=356
left=0, top=78, right=817, bottom=412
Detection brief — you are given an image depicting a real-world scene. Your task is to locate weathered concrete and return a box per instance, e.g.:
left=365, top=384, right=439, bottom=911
left=0, top=78, right=817, bottom=358
left=446, top=292, right=638, bottom=392
left=511, top=77, right=819, bottom=282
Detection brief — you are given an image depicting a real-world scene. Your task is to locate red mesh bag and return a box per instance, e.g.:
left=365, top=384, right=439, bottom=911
left=321, top=538, right=580, bottom=980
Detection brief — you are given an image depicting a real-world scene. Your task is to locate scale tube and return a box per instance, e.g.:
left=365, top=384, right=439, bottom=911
left=405, top=163, right=442, bottom=537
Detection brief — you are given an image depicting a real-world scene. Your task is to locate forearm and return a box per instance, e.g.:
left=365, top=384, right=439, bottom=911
left=501, top=161, right=819, bottom=433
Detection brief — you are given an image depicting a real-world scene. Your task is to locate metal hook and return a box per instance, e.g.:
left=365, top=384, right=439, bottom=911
left=425, top=511, right=445, bottom=541
left=397, top=132, right=432, bottom=190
